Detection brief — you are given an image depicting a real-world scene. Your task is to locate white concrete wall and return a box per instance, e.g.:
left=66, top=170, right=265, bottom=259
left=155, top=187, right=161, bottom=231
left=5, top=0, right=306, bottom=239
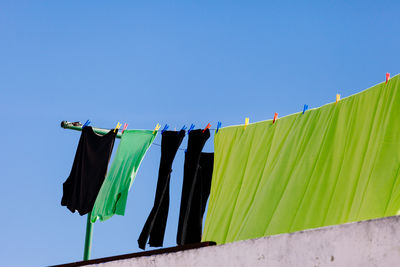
left=90, top=216, right=400, bottom=267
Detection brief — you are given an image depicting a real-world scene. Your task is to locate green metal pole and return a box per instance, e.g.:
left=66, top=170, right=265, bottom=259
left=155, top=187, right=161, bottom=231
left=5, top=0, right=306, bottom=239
left=61, top=121, right=123, bottom=139
left=83, top=212, right=93, bottom=261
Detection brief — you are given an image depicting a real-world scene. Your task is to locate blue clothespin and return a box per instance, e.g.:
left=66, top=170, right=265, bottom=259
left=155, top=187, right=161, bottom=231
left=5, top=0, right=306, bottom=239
left=181, top=125, right=187, bottom=131
left=161, top=124, right=169, bottom=134
left=188, top=124, right=195, bottom=134
left=302, top=104, right=308, bottom=114
left=216, top=122, right=222, bottom=133
left=82, top=120, right=91, bottom=128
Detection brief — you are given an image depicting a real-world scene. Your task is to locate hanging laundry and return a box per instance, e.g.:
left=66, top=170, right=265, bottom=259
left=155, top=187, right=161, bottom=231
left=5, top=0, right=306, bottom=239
left=90, top=130, right=157, bottom=223
left=177, top=129, right=212, bottom=245
left=138, top=130, right=185, bottom=250
left=61, top=126, right=117, bottom=216
left=203, top=75, right=400, bottom=245
left=179, top=152, right=213, bottom=245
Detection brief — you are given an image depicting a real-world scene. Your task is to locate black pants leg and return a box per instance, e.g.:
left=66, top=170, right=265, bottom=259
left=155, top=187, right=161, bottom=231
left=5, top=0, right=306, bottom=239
left=176, top=129, right=212, bottom=245
left=138, top=130, right=185, bottom=250
left=184, top=152, right=214, bottom=244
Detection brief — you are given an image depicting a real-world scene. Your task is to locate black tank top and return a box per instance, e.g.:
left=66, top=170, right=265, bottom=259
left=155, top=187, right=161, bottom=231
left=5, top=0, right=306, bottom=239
left=61, top=126, right=117, bottom=215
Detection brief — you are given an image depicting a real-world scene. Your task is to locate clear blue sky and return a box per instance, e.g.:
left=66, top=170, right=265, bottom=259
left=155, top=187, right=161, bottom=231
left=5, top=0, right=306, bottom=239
left=0, top=1, right=399, bottom=266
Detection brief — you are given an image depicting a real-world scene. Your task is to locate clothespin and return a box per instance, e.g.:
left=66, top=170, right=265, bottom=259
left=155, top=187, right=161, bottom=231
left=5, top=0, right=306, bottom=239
left=82, top=120, right=91, bottom=128
left=273, top=113, right=278, bottom=124
left=121, top=123, right=128, bottom=134
left=114, top=122, right=122, bottom=133
left=386, top=73, right=390, bottom=84
left=153, top=123, right=161, bottom=134
left=216, top=121, right=222, bottom=133
left=188, top=124, right=195, bottom=134
left=203, top=123, right=211, bottom=133
left=161, top=124, right=169, bottom=134
left=302, top=105, right=308, bottom=114
left=336, top=94, right=340, bottom=104
left=244, top=118, right=249, bottom=130
left=181, top=125, right=187, bottom=131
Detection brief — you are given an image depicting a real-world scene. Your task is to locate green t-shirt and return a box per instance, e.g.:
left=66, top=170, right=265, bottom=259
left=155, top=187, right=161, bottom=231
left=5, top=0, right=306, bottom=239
left=91, top=130, right=156, bottom=223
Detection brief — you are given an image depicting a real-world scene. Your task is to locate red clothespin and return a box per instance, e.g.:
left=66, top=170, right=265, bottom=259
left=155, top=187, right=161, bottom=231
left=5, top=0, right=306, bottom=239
left=273, top=113, right=278, bottom=124
left=386, top=73, right=390, bottom=84
left=121, top=123, right=128, bottom=134
left=203, top=123, right=211, bottom=133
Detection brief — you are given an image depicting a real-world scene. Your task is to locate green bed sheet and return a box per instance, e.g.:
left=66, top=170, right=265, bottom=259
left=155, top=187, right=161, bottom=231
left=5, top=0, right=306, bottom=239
left=203, top=75, right=400, bottom=244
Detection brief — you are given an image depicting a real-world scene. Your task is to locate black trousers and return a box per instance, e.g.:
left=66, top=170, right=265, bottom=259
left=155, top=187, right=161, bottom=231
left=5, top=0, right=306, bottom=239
left=138, top=130, right=185, bottom=250
left=177, top=129, right=214, bottom=245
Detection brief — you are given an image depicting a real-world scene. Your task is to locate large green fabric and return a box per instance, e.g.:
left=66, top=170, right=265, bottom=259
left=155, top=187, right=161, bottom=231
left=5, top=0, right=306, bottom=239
left=203, top=75, right=400, bottom=244
left=91, top=130, right=156, bottom=223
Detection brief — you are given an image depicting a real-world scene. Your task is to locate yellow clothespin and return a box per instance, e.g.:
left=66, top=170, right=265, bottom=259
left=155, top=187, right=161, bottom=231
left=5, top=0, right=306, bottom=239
left=114, top=122, right=122, bottom=133
left=153, top=123, right=161, bottom=134
left=336, top=94, right=340, bottom=104
left=244, top=117, right=249, bottom=130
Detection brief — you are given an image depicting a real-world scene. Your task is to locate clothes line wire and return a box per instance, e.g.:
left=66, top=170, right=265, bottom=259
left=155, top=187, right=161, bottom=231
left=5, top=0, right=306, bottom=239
left=145, top=129, right=219, bottom=151
left=61, top=121, right=217, bottom=151
left=152, top=142, right=187, bottom=151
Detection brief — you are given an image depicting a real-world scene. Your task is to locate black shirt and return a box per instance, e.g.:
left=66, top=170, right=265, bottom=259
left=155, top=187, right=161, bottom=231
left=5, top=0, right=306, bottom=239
left=61, top=126, right=116, bottom=215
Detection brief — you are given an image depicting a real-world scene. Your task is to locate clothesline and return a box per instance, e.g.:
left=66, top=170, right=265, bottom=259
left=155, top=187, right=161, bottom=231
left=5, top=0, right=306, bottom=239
left=61, top=121, right=219, bottom=134
left=152, top=129, right=217, bottom=151
left=152, top=142, right=187, bottom=151
left=61, top=121, right=218, bottom=151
